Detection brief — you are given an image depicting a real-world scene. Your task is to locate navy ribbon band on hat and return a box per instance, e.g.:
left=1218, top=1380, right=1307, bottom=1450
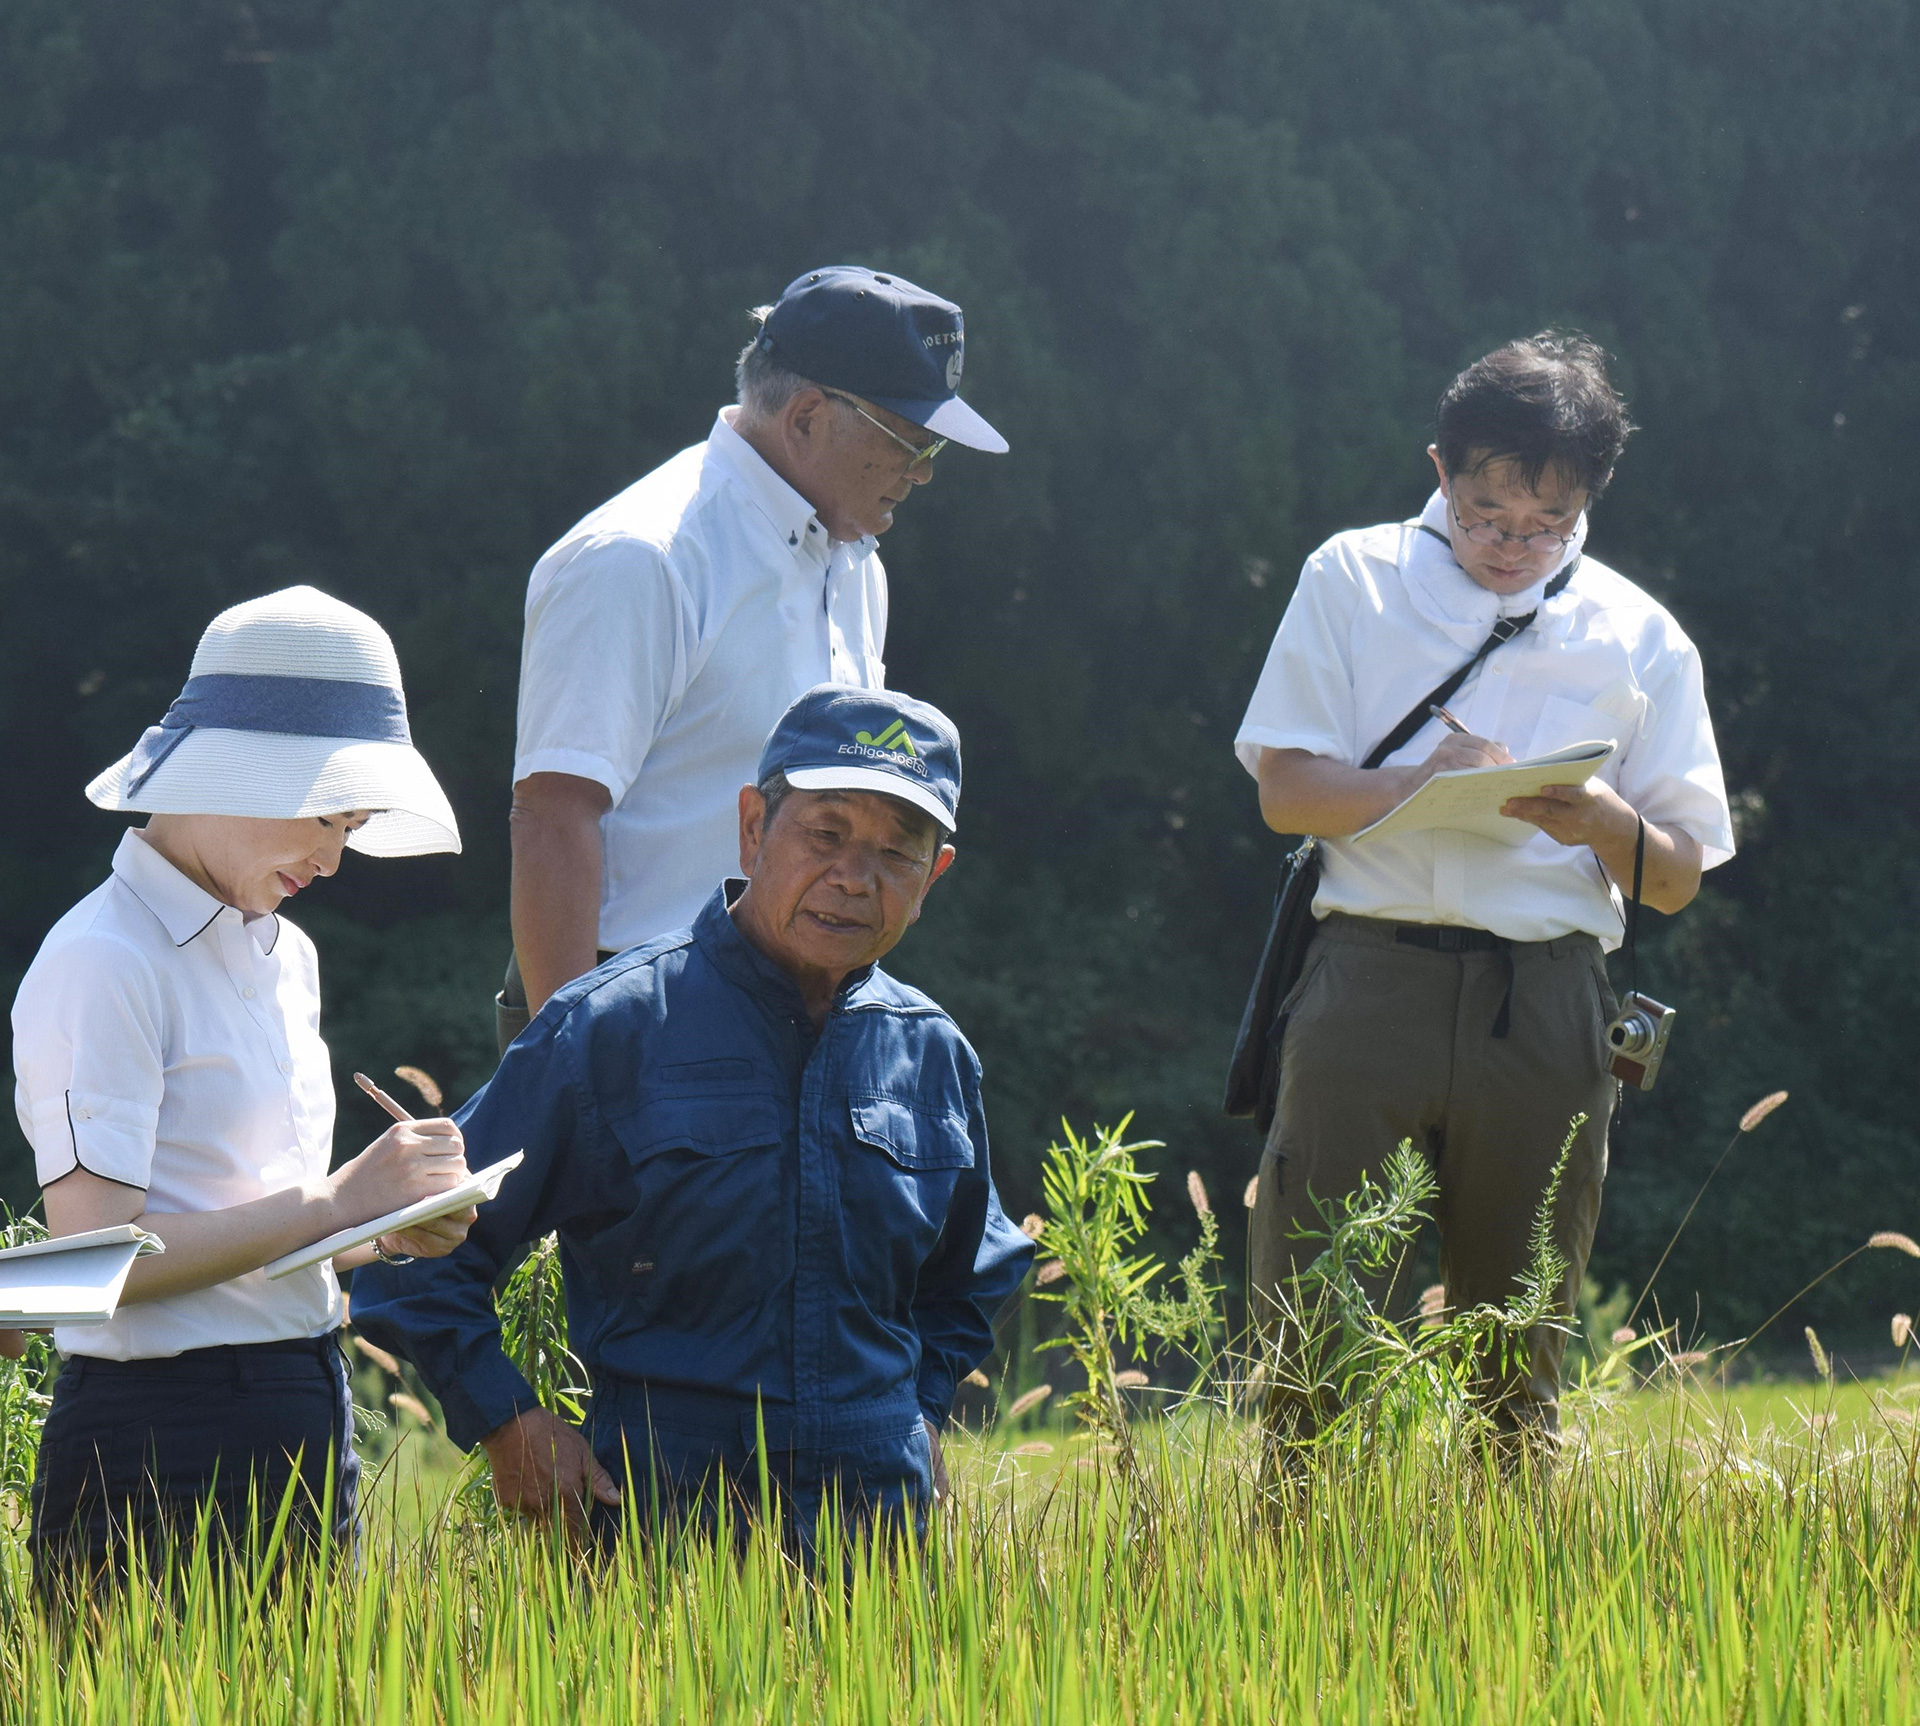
left=123, top=673, right=412, bottom=796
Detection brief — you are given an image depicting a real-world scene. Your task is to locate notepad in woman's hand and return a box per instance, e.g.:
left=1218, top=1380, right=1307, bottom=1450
left=1352, top=740, right=1618, bottom=847
left=0, top=1224, right=165, bottom=1326
left=264, top=1152, right=524, bottom=1281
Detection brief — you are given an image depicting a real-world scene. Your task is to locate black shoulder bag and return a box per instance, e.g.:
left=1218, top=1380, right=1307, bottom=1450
left=1223, top=548, right=1579, bottom=1131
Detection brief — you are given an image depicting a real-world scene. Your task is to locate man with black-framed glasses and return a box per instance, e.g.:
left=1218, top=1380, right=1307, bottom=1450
left=500, top=267, right=1007, bottom=1049
left=1232, top=332, right=1734, bottom=1451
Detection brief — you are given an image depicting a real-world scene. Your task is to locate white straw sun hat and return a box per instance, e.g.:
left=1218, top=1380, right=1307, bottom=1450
left=87, top=585, right=461, bottom=857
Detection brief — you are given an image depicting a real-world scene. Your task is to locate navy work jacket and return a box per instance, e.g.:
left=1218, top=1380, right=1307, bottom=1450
left=352, top=886, right=1033, bottom=1453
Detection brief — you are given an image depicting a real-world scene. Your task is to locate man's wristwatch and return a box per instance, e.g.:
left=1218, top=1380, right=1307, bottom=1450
left=371, top=1237, right=416, bottom=1267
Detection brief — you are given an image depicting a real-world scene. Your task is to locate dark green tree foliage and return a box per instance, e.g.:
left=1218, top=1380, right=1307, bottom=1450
left=3, top=0, right=1917, bottom=1336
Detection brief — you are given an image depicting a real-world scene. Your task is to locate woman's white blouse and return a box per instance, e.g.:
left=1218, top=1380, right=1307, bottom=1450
left=12, top=829, right=342, bottom=1358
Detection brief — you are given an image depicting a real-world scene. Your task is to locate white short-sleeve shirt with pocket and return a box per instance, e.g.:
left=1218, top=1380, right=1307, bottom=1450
left=12, top=829, right=341, bottom=1358
left=513, top=408, right=889, bottom=952
left=1234, top=490, right=1735, bottom=946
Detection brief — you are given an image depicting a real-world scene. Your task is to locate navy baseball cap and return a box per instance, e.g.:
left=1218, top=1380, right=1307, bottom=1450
left=758, top=685, right=962, bottom=834
left=756, top=266, right=1008, bottom=454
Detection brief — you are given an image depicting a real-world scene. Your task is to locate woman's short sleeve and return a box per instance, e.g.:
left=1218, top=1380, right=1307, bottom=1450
left=12, top=933, right=165, bottom=1189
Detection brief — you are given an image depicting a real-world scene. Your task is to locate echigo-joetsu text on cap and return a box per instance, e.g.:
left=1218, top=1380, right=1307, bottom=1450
left=755, top=267, right=1008, bottom=455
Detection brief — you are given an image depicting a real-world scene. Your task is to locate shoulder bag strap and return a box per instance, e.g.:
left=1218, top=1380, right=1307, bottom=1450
left=1358, top=532, right=1579, bottom=771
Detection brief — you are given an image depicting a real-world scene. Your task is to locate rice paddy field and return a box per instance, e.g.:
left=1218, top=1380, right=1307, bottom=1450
left=6, top=1368, right=1920, bottom=1725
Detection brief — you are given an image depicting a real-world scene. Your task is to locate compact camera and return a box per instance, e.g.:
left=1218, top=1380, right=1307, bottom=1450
left=1606, top=991, right=1676, bottom=1092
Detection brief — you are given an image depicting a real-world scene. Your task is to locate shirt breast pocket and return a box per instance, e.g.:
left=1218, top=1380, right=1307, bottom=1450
left=844, top=1098, right=973, bottom=1291
left=1526, top=695, right=1627, bottom=773
left=596, top=1094, right=793, bottom=1318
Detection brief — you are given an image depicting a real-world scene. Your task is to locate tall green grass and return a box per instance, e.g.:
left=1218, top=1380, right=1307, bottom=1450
left=7, top=1401, right=1920, bottom=1723
left=12, top=1101, right=1920, bottom=1723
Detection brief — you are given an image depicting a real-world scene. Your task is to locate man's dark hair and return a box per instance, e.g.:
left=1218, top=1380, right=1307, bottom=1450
left=1436, top=332, right=1635, bottom=498
left=756, top=771, right=950, bottom=851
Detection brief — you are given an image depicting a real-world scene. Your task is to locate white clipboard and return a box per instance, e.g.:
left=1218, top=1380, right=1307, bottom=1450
left=264, top=1152, right=524, bottom=1281
left=0, top=1224, right=165, bottom=1326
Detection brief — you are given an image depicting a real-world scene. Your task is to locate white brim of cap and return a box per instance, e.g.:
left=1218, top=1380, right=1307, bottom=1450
left=87, top=729, right=462, bottom=857
left=784, top=766, right=956, bottom=834
left=919, top=394, right=1009, bottom=454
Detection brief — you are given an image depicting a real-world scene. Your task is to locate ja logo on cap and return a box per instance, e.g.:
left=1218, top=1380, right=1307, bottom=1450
left=854, top=719, right=919, bottom=758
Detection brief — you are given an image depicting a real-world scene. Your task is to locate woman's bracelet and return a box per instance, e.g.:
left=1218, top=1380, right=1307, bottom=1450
left=371, top=1236, right=416, bottom=1267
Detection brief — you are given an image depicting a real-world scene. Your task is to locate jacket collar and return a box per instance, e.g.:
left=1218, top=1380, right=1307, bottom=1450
left=112, top=829, right=279, bottom=952
left=692, top=881, right=877, bottom=1014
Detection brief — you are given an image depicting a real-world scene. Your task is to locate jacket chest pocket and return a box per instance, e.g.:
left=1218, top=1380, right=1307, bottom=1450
left=594, top=1094, right=793, bottom=1312
left=845, top=1098, right=974, bottom=1270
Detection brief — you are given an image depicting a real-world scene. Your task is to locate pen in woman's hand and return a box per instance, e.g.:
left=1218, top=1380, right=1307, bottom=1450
left=354, top=1071, right=414, bottom=1124
left=1429, top=702, right=1471, bottom=735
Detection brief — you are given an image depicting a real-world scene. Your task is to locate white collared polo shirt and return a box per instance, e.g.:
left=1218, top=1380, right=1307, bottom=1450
left=1234, top=490, right=1735, bottom=945
left=513, top=408, right=889, bottom=951
left=12, top=829, right=342, bottom=1358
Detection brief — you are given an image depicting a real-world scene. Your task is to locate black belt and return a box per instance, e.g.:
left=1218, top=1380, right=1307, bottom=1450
left=1392, top=923, right=1507, bottom=953
left=1391, top=922, right=1514, bottom=1035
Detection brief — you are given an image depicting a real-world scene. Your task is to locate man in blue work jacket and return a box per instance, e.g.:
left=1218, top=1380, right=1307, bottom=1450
left=353, top=685, right=1032, bottom=1548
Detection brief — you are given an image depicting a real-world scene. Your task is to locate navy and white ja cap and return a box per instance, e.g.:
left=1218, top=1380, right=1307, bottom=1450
left=756, top=266, right=1008, bottom=454
left=759, top=685, right=962, bottom=835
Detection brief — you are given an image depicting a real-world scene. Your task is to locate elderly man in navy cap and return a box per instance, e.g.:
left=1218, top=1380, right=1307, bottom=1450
left=500, top=268, right=1008, bottom=1049
left=355, top=686, right=1033, bottom=1551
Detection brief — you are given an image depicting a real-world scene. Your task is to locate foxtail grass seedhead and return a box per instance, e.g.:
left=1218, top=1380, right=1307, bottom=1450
left=1243, top=1175, right=1259, bottom=1208
left=1011, top=1440, right=1052, bottom=1456
left=1611, top=1326, right=1636, bottom=1345
left=351, top=1334, right=401, bottom=1376
left=395, top=1065, right=444, bottom=1109
left=1805, top=1327, right=1831, bottom=1381
left=1417, top=1283, right=1446, bottom=1318
left=389, top=1391, right=433, bottom=1425
left=1035, top=1260, right=1066, bottom=1286
left=1187, top=1171, right=1211, bottom=1216
left=1007, top=1384, right=1053, bottom=1419
left=1893, top=1313, right=1912, bottom=1348
left=1020, top=1213, right=1045, bottom=1240
left=964, top=1369, right=991, bottom=1389
left=1869, top=1231, right=1920, bottom=1258
left=1114, top=1370, right=1149, bottom=1389
left=1739, top=1090, right=1788, bottom=1132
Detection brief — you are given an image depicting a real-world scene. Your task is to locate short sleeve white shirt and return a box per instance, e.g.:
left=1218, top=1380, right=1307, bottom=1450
left=1234, top=491, right=1735, bottom=946
left=513, top=409, right=889, bottom=951
left=12, top=830, right=342, bottom=1359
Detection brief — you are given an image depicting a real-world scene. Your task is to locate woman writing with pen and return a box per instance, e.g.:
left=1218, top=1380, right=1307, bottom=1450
left=10, top=587, right=476, bottom=1587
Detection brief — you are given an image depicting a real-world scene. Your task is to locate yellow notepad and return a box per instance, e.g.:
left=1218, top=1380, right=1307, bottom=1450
left=1352, top=739, right=1617, bottom=847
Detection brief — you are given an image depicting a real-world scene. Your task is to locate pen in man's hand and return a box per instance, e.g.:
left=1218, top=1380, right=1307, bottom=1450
left=1429, top=702, right=1471, bottom=735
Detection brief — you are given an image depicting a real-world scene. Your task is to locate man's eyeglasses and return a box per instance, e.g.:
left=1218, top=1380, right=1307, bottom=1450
left=823, top=390, right=946, bottom=472
left=1450, top=498, right=1575, bottom=557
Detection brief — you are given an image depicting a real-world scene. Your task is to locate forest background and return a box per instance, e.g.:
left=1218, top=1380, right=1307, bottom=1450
left=2, top=0, right=1915, bottom=1342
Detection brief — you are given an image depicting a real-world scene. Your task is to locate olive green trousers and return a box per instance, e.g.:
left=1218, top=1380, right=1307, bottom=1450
left=1249, top=912, right=1618, bottom=1443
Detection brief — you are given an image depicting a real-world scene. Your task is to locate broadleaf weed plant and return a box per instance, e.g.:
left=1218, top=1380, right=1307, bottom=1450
left=1254, top=1123, right=1579, bottom=1471
left=454, top=1232, right=588, bottom=1522
left=1030, top=1117, right=1229, bottom=1476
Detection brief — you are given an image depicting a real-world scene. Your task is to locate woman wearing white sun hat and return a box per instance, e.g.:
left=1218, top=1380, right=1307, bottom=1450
left=11, top=585, right=473, bottom=1584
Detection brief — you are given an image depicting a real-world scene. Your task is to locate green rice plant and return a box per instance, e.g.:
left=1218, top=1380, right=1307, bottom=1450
left=0, top=1210, right=55, bottom=1525
left=11, top=1380, right=1920, bottom=1724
